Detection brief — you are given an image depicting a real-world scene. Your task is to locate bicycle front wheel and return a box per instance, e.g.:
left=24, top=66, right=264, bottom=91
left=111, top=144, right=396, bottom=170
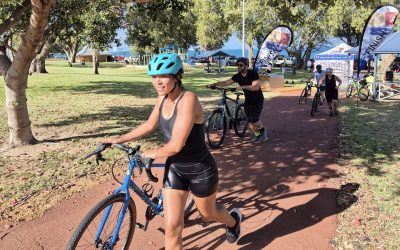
left=358, top=86, right=369, bottom=101
left=67, top=193, right=136, bottom=250
left=206, top=109, right=226, bottom=149
left=346, top=85, right=353, bottom=98
left=298, top=88, right=307, bottom=104
left=233, top=104, right=248, bottom=137
left=311, top=94, right=319, bottom=116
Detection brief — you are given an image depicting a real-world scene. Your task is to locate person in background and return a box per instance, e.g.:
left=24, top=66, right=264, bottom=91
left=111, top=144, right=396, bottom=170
left=209, top=57, right=268, bottom=143
left=318, top=67, right=342, bottom=116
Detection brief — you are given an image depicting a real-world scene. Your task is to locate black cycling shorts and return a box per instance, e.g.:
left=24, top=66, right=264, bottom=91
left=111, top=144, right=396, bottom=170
left=244, top=101, right=263, bottom=123
left=325, top=89, right=338, bottom=102
left=163, top=155, right=219, bottom=198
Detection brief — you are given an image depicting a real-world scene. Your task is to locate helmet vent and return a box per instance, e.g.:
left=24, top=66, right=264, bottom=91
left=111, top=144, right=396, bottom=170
left=166, top=62, right=175, bottom=69
left=156, top=63, right=164, bottom=70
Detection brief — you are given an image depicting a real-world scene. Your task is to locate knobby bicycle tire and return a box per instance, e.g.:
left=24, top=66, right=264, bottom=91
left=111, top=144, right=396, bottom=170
left=346, top=85, right=353, bottom=98
left=233, top=104, right=248, bottom=137
left=298, top=88, right=307, bottom=104
left=206, top=109, right=226, bottom=149
left=184, top=196, right=195, bottom=224
left=311, top=94, right=320, bottom=116
left=358, top=86, right=369, bottom=101
left=67, top=193, right=136, bottom=250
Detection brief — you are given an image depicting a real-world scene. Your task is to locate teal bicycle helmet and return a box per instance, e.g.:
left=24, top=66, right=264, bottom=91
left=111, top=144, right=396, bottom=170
left=148, top=53, right=183, bottom=76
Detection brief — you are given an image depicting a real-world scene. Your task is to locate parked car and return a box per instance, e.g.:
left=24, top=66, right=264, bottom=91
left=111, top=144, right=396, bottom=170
left=226, top=56, right=237, bottom=66
left=284, top=57, right=295, bottom=66
left=273, top=55, right=285, bottom=66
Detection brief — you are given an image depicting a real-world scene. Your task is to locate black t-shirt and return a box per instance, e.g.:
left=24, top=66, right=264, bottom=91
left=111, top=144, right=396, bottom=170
left=231, top=69, right=264, bottom=104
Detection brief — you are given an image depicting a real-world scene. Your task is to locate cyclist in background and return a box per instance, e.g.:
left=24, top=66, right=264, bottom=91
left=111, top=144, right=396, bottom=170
left=308, top=64, right=325, bottom=104
left=318, top=67, right=343, bottom=116
left=208, top=57, right=268, bottom=144
left=103, top=53, right=242, bottom=249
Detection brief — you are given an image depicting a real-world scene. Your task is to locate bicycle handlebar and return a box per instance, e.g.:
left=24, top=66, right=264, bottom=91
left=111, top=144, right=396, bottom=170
left=207, top=85, right=237, bottom=93
left=83, top=143, right=158, bottom=183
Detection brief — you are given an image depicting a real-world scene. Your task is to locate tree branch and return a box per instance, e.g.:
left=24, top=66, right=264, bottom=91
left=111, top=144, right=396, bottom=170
left=0, top=46, right=12, bottom=76
left=6, top=0, right=54, bottom=82
left=0, top=0, right=32, bottom=35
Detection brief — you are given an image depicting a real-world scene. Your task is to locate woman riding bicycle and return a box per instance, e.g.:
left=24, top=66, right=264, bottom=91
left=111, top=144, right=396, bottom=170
left=103, top=53, right=241, bottom=249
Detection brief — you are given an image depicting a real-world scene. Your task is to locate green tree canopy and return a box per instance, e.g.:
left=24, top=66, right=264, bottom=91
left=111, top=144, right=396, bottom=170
left=126, top=0, right=197, bottom=54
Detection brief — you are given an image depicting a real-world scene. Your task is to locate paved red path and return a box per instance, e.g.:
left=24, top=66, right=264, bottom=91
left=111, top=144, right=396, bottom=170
left=0, top=90, right=340, bottom=250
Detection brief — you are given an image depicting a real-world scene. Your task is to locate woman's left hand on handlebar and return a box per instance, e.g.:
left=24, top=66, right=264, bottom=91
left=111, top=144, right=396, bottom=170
left=142, top=149, right=157, bottom=159
left=102, top=138, right=120, bottom=145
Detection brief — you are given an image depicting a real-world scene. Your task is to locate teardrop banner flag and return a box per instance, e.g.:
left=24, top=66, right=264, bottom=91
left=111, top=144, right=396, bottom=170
left=357, top=5, right=399, bottom=76
left=254, top=25, right=293, bottom=73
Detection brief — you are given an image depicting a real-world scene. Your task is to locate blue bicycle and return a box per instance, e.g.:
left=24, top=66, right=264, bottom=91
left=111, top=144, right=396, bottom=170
left=66, top=143, right=195, bottom=250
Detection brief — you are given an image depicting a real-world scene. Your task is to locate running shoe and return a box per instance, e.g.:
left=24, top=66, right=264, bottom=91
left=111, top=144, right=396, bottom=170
left=226, top=208, right=242, bottom=243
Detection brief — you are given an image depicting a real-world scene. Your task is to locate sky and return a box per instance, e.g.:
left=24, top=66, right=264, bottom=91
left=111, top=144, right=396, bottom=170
left=111, top=29, right=345, bottom=57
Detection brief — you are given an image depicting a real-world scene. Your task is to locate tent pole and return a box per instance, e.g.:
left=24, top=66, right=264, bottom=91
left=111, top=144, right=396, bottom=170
left=373, top=53, right=378, bottom=101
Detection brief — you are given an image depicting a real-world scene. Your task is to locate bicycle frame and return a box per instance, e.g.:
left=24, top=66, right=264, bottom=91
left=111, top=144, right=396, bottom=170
left=217, top=89, right=241, bottom=123
left=95, top=157, right=163, bottom=247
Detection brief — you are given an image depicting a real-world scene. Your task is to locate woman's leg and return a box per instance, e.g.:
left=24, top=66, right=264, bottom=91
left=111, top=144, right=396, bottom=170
left=193, top=192, right=241, bottom=243
left=163, top=189, right=189, bottom=250
left=193, top=192, right=236, bottom=227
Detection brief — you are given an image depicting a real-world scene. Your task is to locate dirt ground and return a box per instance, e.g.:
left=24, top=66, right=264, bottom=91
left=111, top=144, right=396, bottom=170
left=0, top=90, right=343, bottom=249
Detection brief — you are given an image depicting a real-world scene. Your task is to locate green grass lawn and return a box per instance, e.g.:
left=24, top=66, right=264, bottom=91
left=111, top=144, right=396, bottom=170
left=0, top=61, right=286, bottom=222
left=335, top=98, right=400, bottom=249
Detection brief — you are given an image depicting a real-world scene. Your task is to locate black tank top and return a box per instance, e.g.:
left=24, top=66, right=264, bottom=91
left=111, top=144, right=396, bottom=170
left=324, top=74, right=337, bottom=92
left=159, top=92, right=210, bottom=163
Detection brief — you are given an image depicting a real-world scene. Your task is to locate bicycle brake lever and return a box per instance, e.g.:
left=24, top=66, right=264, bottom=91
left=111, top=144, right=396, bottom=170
left=95, top=153, right=106, bottom=165
left=143, top=158, right=158, bottom=183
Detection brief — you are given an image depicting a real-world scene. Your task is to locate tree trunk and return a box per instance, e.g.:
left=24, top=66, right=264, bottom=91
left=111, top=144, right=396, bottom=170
left=29, top=58, right=38, bottom=74
left=3, top=0, right=54, bottom=146
left=303, top=45, right=313, bottom=70
left=92, top=49, right=99, bottom=74
left=36, top=40, right=53, bottom=73
left=248, top=42, right=254, bottom=69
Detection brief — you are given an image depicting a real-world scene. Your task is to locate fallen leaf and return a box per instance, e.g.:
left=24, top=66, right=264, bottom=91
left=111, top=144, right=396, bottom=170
left=353, top=218, right=362, bottom=227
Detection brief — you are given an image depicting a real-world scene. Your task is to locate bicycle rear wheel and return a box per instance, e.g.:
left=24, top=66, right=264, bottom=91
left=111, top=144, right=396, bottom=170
left=67, top=193, right=136, bottom=250
left=298, top=88, right=307, bottom=104
left=206, top=109, right=226, bottom=149
left=358, top=86, right=369, bottom=101
left=184, top=195, right=195, bottom=224
left=233, top=104, right=248, bottom=137
left=346, top=85, right=353, bottom=98
left=311, top=94, right=319, bottom=116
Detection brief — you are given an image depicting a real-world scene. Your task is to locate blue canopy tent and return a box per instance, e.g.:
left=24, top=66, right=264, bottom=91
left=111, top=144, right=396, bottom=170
left=372, top=32, right=400, bottom=100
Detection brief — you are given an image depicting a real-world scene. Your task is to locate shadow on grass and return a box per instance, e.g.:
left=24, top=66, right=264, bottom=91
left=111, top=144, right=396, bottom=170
left=339, top=99, right=400, bottom=176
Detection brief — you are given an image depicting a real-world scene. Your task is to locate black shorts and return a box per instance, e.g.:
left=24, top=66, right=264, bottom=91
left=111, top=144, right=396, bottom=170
left=163, top=155, right=219, bottom=198
left=244, top=101, right=263, bottom=123
left=325, top=89, right=338, bottom=102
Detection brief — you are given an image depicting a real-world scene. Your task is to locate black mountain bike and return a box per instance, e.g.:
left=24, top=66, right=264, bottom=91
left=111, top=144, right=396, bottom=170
left=206, top=86, right=248, bottom=149
left=298, top=81, right=313, bottom=104
left=311, top=86, right=321, bottom=116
